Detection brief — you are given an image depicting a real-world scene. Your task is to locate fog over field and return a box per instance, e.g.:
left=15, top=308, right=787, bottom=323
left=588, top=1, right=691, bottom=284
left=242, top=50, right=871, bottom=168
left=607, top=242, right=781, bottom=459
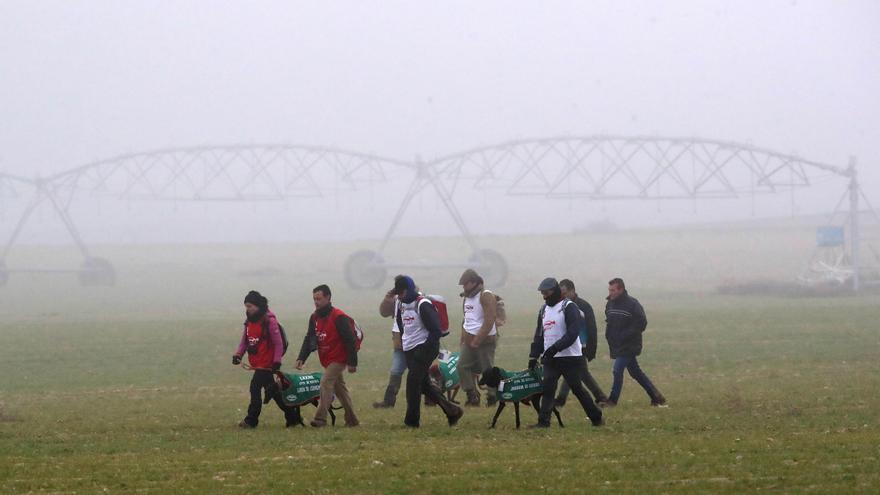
left=1, top=1, right=878, bottom=250
left=2, top=5, right=880, bottom=493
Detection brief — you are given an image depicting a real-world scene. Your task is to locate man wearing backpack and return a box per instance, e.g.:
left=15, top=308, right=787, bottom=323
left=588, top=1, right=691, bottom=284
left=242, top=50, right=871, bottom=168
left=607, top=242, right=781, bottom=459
left=457, top=268, right=499, bottom=407
left=528, top=278, right=603, bottom=428
left=604, top=277, right=667, bottom=407
left=393, top=275, right=464, bottom=428
left=554, top=279, right=610, bottom=407
left=232, top=290, right=302, bottom=428
left=295, top=284, right=360, bottom=427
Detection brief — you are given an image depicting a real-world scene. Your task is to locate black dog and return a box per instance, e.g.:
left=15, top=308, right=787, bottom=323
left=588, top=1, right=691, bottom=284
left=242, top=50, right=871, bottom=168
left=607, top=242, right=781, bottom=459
left=264, top=381, right=337, bottom=427
left=478, top=367, right=564, bottom=429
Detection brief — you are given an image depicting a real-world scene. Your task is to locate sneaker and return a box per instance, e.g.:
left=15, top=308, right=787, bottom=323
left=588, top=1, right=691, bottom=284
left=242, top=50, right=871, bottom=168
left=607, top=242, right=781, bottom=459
left=447, top=406, right=464, bottom=426
left=238, top=419, right=256, bottom=429
left=309, top=419, right=327, bottom=428
left=651, top=399, right=669, bottom=408
left=599, top=400, right=617, bottom=408
left=372, top=400, right=394, bottom=409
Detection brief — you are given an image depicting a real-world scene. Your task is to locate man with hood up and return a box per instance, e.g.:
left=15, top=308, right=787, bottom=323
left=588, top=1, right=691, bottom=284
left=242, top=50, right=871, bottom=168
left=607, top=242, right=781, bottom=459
left=393, top=274, right=464, bottom=428
left=232, top=290, right=302, bottom=428
left=528, top=278, right=603, bottom=428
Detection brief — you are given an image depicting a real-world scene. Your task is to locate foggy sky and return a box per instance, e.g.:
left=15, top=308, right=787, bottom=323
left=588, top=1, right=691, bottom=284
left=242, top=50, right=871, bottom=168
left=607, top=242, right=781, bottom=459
left=1, top=1, right=878, bottom=243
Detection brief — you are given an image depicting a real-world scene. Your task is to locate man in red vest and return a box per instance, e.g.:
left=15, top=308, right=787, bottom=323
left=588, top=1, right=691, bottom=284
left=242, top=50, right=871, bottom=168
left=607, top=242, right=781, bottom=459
left=232, top=290, right=301, bottom=428
left=295, top=284, right=360, bottom=427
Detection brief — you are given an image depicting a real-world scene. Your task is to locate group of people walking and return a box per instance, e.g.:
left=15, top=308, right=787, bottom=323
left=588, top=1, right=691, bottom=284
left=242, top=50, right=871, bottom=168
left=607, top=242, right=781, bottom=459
left=232, top=271, right=666, bottom=429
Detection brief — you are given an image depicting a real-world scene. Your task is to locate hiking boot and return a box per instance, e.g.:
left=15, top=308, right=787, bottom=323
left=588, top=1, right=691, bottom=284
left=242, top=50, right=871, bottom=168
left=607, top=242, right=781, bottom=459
left=599, top=399, right=617, bottom=408
left=238, top=419, right=256, bottom=429
left=447, top=406, right=464, bottom=426
left=651, top=398, right=669, bottom=408
left=375, top=375, right=401, bottom=409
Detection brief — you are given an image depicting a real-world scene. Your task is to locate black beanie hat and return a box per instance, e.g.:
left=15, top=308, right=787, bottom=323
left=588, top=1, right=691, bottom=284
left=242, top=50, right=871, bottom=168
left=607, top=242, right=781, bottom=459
left=244, top=290, right=268, bottom=310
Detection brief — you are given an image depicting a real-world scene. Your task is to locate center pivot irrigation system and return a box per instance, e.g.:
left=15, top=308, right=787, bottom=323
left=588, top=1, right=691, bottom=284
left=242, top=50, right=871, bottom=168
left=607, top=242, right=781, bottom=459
left=1, top=136, right=876, bottom=290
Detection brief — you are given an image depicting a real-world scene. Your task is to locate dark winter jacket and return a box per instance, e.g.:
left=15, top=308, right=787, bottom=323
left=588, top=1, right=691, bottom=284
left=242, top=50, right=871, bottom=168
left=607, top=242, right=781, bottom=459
left=604, top=291, right=647, bottom=358
left=572, top=296, right=598, bottom=361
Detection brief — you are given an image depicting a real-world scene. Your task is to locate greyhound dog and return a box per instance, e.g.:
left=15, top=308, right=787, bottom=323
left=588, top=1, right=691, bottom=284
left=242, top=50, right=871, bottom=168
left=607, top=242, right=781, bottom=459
left=478, top=366, right=563, bottom=429
left=264, top=373, right=338, bottom=426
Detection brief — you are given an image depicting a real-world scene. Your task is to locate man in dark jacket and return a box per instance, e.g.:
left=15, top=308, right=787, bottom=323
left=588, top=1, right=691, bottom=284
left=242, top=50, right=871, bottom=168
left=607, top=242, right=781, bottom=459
left=554, top=279, right=609, bottom=407
left=604, top=278, right=666, bottom=407
left=295, top=284, right=360, bottom=427
left=528, top=277, right=603, bottom=428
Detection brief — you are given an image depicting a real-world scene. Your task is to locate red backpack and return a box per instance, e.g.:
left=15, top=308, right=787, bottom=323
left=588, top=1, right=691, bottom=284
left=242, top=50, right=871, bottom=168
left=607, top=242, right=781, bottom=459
left=419, top=295, right=450, bottom=337
left=335, top=308, right=365, bottom=351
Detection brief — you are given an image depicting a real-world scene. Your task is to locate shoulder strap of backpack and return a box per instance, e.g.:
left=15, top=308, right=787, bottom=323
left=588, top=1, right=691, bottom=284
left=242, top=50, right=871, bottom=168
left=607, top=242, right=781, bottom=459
left=415, top=296, right=432, bottom=314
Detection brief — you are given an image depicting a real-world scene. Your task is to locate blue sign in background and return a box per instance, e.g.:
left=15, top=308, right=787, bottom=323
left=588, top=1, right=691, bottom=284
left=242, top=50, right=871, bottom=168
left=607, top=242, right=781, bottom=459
left=816, top=226, right=844, bottom=247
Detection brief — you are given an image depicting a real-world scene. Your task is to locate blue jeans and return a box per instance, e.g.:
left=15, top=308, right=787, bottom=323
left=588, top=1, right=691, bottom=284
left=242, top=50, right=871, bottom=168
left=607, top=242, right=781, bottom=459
left=609, top=356, right=661, bottom=403
left=390, top=348, right=406, bottom=375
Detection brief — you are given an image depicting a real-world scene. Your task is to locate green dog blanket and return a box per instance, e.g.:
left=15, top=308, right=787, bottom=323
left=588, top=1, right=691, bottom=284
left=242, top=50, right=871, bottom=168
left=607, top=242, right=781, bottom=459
left=497, top=368, right=544, bottom=403
left=278, top=372, right=323, bottom=407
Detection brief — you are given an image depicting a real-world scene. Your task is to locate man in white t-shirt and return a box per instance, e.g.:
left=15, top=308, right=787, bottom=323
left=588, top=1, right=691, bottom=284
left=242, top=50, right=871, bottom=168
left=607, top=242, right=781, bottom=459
left=457, top=269, right=498, bottom=407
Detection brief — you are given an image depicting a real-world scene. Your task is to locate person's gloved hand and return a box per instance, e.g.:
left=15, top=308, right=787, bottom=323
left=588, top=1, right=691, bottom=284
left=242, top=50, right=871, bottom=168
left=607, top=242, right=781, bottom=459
left=232, top=355, right=241, bottom=365
left=541, top=347, right=558, bottom=364
left=528, top=358, right=538, bottom=371
left=272, top=362, right=282, bottom=371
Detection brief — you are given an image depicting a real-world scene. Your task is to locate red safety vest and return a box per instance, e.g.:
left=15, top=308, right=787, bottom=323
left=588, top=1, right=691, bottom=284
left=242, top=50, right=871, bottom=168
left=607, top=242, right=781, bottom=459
left=245, top=319, right=274, bottom=369
left=314, top=307, right=351, bottom=367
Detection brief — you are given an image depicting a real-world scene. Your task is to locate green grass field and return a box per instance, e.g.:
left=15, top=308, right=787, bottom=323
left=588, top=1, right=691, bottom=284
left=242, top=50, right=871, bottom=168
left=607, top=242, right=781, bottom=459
left=1, top=228, right=879, bottom=493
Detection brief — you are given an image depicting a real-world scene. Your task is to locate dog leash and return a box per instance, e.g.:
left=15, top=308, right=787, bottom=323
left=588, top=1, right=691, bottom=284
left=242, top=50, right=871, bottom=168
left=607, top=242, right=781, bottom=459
left=239, top=363, right=342, bottom=410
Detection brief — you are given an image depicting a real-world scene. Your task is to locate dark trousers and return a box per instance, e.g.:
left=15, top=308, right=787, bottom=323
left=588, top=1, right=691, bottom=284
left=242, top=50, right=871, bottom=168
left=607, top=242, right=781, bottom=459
left=556, top=358, right=608, bottom=402
left=609, top=356, right=661, bottom=403
left=539, top=356, right=603, bottom=426
left=404, top=340, right=457, bottom=427
left=244, top=370, right=302, bottom=427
